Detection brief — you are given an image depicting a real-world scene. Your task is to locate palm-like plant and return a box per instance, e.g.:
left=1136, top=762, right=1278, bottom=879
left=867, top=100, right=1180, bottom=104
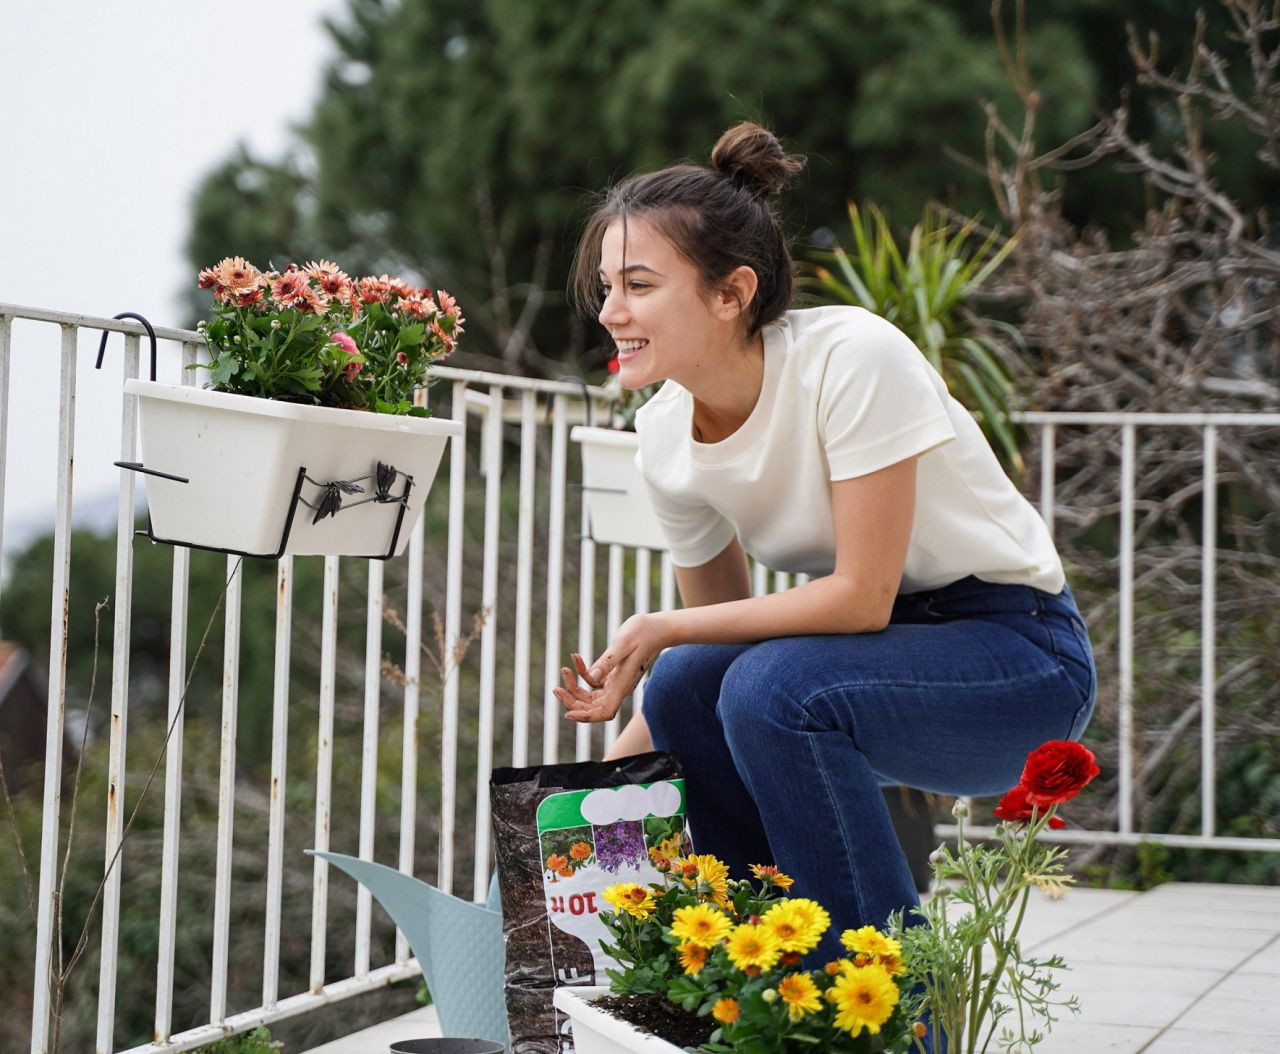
left=805, top=202, right=1026, bottom=472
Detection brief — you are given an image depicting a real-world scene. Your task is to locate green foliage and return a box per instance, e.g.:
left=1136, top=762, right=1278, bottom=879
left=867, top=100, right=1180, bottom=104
left=195, top=1026, right=281, bottom=1053
left=185, top=0, right=1134, bottom=365
left=805, top=202, right=1025, bottom=471
left=897, top=806, right=1080, bottom=1054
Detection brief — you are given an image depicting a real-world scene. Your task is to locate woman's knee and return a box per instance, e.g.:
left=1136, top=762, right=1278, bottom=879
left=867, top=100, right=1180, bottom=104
left=717, top=639, right=816, bottom=734
left=643, top=643, right=745, bottom=740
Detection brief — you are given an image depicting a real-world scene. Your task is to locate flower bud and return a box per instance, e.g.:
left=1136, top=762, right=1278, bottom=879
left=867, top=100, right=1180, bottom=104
left=824, top=961, right=842, bottom=976
left=270, top=319, right=281, bottom=330
left=233, top=335, right=242, bottom=344
left=913, top=1022, right=928, bottom=1038
left=761, top=988, right=778, bottom=1004
left=952, top=799, right=968, bottom=819
left=929, top=847, right=947, bottom=866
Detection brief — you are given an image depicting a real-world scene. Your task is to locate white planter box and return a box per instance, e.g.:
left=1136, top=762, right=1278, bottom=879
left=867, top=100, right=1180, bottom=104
left=125, top=379, right=462, bottom=558
left=570, top=427, right=668, bottom=551
left=553, top=986, right=683, bottom=1054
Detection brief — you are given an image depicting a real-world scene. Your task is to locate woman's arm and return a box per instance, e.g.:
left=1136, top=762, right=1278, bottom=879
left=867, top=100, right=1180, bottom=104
left=599, top=538, right=751, bottom=759
left=559, top=456, right=917, bottom=723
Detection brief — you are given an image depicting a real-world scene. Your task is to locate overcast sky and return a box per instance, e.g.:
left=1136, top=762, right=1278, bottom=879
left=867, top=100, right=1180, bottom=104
left=1, top=0, right=346, bottom=563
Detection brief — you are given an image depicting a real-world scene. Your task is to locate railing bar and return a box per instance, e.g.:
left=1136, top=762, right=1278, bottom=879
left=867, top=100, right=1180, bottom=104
left=262, top=556, right=293, bottom=1008
left=0, top=302, right=200, bottom=342
left=0, top=314, right=11, bottom=610
left=752, top=559, right=768, bottom=598
left=1118, top=423, right=1135, bottom=836
left=773, top=570, right=790, bottom=594
left=933, top=825, right=1280, bottom=853
left=431, top=363, right=613, bottom=400
left=660, top=552, right=676, bottom=613
left=310, top=556, right=340, bottom=990
left=633, top=549, right=651, bottom=718
left=795, top=573, right=810, bottom=587
left=154, top=340, right=197, bottom=1043
left=543, top=393, right=570, bottom=765
left=1201, top=425, right=1218, bottom=839
left=602, top=545, right=625, bottom=753
left=355, top=561, right=385, bottom=976
left=397, top=507, right=425, bottom=964
left=30, top=324, right=78, bottom=1054
left=210, top=556, right=243, bottom=1023
left=95, top=332, right=140, bottom=1054
left=119, top=962, right=423, bottom=1054
left=473, top=386, right=504, bottom=899
left=512, top=390, right=537, bottom=766
left=574, top=507, right=596, bottom=764
left=439, top=382, right=467, bottom=894
left=1040, top=421, right=1056, bottom=536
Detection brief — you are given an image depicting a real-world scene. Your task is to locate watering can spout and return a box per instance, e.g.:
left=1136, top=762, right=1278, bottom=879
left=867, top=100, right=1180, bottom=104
left=308, top=850, right=507, bottom=1050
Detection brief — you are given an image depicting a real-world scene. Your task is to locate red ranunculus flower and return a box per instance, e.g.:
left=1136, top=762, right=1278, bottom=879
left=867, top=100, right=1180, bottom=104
left=1019, top=740, right=1100, bottom=807
left=993, top=784, right=1065, bottom=828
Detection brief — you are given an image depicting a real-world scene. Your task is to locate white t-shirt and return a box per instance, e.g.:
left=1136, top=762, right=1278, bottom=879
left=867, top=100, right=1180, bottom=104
left=634, top=305, right=1065, bottom=595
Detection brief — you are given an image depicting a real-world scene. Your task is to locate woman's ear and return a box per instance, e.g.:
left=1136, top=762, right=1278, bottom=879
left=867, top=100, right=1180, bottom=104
left=714, top=265, right=759, bottom=322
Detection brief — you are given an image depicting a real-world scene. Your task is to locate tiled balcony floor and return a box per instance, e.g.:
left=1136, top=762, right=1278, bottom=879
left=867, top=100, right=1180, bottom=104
left=304, top=882, right=1279, bottom=1053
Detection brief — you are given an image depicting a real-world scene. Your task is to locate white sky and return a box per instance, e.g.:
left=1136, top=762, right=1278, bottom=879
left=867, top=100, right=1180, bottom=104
left=0, top=0, right=347, bottom=561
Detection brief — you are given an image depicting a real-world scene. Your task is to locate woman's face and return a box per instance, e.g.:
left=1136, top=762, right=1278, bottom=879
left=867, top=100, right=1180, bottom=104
left=597, top=216, right=725, bottom=391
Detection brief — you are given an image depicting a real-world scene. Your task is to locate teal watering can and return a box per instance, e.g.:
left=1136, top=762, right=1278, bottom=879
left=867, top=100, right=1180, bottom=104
left=308, top=850, right=507, bottom=1049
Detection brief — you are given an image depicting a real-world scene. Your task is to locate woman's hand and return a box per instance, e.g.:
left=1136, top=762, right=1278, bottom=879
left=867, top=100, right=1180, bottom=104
left=555, top=613, right=668, bottom=723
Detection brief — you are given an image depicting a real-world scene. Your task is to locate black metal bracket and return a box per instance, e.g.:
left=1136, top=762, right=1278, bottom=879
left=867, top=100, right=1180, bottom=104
left=95, top=312, right=159, bottom=381
left=116, top=460, right=416, bottom=561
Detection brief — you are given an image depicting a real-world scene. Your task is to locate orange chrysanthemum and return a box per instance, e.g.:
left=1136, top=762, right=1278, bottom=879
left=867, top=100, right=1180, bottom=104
left=569, top=841, right=592, bottom=861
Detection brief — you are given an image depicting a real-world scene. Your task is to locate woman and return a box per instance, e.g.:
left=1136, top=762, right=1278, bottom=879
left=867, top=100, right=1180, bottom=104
left=554, top=122, right=1096, bottom=960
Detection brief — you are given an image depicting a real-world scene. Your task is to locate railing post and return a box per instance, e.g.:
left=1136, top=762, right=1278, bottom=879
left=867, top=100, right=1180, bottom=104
left=1201, top=424, right=1218, bottom=838
left=1118, top=422, right=1136, bottom=836
left=30, top=324, right=77, bottom=1054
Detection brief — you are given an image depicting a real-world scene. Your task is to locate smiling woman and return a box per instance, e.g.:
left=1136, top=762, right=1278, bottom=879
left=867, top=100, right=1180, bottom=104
left=556, top=122, right=1099, bottom=968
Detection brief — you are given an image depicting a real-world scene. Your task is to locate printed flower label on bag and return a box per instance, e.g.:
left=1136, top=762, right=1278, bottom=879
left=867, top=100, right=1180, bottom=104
left=536, top=780, right=687, bottom=980
left=491, top=752, right=690, bottom=1054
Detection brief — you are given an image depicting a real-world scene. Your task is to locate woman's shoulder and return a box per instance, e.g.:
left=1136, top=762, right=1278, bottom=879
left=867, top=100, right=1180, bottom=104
left=785, top=305, right=913, bottom=352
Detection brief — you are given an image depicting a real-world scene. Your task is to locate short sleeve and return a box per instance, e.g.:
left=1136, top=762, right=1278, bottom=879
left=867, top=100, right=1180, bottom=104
left=635, top=446, right=738, bottom=568
left=819, top=320, right=957, bottom=481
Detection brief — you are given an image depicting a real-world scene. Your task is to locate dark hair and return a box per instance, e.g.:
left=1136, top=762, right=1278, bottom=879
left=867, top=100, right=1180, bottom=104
left=571, top=122, right=806, bottom=336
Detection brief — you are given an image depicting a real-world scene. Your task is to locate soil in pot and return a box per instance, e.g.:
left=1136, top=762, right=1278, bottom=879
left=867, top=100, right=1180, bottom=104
left=593, top=993, right=715, bottom=1050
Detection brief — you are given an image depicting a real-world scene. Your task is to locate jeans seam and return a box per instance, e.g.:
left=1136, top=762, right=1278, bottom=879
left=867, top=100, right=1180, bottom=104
left=794, top=667, right=1064, bottom=710
left=799, top=707, right=870, bottom=925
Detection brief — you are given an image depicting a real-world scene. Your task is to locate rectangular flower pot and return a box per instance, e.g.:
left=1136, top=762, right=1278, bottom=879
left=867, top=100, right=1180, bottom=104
left=570, top=427, right=668, bottom=551
left=124, top=379, right=462, bottom=558
left=553, top=986, right=682, bottom=1054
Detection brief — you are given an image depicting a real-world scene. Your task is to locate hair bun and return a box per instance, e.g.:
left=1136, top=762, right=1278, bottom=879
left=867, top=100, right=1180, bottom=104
left=710, top=122, right=806, bottom=199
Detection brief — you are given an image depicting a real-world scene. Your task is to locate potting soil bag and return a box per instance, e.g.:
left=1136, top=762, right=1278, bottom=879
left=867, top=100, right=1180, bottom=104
left=490, top=752, right=690, bottom=1054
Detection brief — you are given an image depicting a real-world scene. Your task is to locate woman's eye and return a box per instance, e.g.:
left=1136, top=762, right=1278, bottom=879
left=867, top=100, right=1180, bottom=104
left=628, top=281, right=650, bottom=292
left=599, top=284, right=611, bottom=297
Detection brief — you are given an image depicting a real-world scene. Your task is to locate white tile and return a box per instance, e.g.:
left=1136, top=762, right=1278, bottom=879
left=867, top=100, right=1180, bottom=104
left=1033, top=1021, right=1158, bottom=1053
left=1069, top=985, right=1201, bottom=1029
left=1064, top=919, right=1272, bottom=951
left=1046, top=935, right=1252, bottom=972
left=1238, top=935, right=1280, bottom=976
left=1146, top=1028, right=1277, bottom=1053
left=1173, top=991, right=1270, bottom=1035
left=300, top=1006, right=441, bottom=1054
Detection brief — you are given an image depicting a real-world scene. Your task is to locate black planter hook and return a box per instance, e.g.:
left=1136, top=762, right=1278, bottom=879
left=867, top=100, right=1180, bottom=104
left=95, top=311, right=158, bottom=382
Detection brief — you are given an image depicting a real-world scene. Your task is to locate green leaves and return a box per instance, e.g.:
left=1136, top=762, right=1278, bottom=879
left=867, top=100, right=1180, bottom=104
left=805, top=202, right=1026, bottom=473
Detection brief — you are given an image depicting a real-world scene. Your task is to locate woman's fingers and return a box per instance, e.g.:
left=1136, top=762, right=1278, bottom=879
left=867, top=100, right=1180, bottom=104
left=571, top=652, right=602, bottom=689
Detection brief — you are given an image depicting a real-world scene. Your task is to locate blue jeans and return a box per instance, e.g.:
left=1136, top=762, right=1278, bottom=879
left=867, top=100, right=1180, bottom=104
left=643, top=575, right=1096, bottom=963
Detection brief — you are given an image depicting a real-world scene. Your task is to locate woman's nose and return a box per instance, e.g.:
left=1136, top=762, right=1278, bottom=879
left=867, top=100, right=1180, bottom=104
left=598, top=287, right=629, bottom=326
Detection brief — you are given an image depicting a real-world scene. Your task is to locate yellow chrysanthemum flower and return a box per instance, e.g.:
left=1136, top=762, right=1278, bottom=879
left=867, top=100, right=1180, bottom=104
left=839, top=926, right=904, bottom=976
left=686, top=853, right=730, bottom=908
left=830, top=964, right=900, bottom=1036
left=670, top=903, right=733, bottom=948
left=725, top=922, right=782, bottom=972
left=777, top=972, right=822, bottom=1021
left=761, top=900, right=827, bottom=954
left=677, top=941, right=708, bottom=975
left=749, top=863, right=795, bottom=890
left=712, top=997, right=740, bottom=1024
left=601, top=882, right=656, bottom=920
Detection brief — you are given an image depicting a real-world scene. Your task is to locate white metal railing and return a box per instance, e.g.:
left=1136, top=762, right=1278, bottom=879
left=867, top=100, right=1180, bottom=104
left=2, top=302, right=1278, bottom=1054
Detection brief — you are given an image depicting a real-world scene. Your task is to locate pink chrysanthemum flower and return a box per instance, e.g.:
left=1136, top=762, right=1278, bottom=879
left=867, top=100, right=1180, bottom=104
left=386, top=276, right=414, bottom=299
left=436, top=289, right=462, bottom=319
left=396, top=351, right=410, bottom=366
left=236, top=287, right=265, bottom=307
left=197, top=266, right=221, bottom=291
left=291, top=285, right=328, bottom=314
left=305, top=259, right=351, bottom=298
left=430, top=319, right=457, bottom=355
left=358, top=276, right=390, bottom=303
left=271, top=270, right=310, bottom=307
left=397, top=296, right=436, bottom=320
left=213, top=256, right=263, bottom=295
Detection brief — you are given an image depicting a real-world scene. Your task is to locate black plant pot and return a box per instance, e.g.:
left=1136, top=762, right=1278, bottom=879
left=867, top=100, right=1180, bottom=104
left=883, top=785, right=935, bottom=894
left=389, top=1039, right=505, bottom=1054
